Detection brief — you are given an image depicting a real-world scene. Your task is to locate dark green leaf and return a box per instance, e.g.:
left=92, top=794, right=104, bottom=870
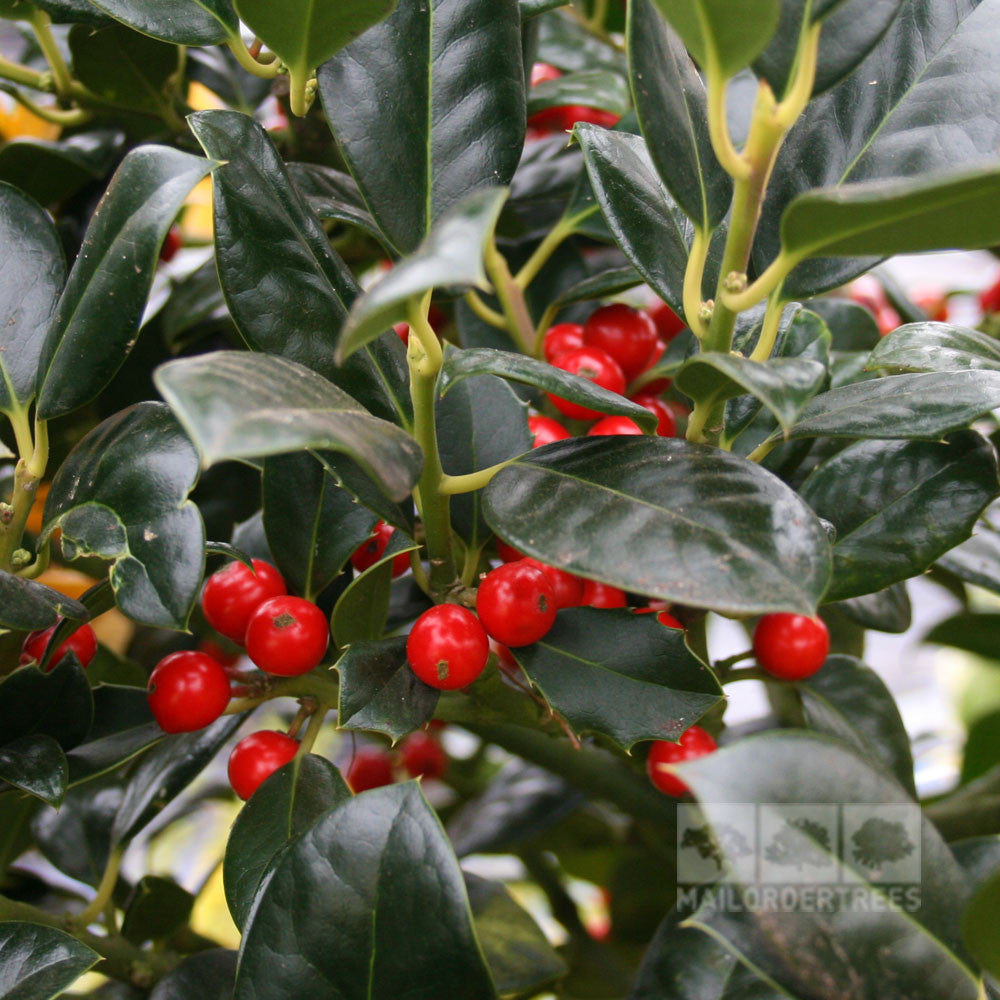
left=36, top=146, right=213, bottom=419
left=961, top=708, right=1000, bottom=784
left=319, top=0, right=524, bottom=254
left=925, top=612, right=1000, bottom=662
left=963, top=868, right=1000, bottom=980
left=782, top=371, right=1000, bottom=443
left=121, top=876, right=194, bottom=944
left=66, top=722, right=164, bottom=787
left=528, top=68, right=629, bottom=117
left=285, top=161, right=384, bottom=244
left=484, top=437, right=832, bottom=615
left=465, top=873, right=567, bottom=998
left=155, top=352, right=422, bottom=502
left=225, top=753, right=349, bottom=930
left=0, top=735, right=67, bottom=807
left=0, top=183, right=64, bottom=413
left=437, top=373, right=531, bottom=548
left=0, top=573, right=87, bottom=632
left=88, top=0, right=237, bottom=44
left=111, top=714, right=244, bottom=846
left=576, top=124, right=693, bottom=314
left=0, top=659, right=93, bottom=752
left=520, top=0, right=566, bottom=15
left=800, top=432, right=998, bottom=600
left=0, top=922, right=99, bottom=1000
left=952, top=837, right=1000, bottom=889
left=510, top=608, right=721, bottom=749
left=870, top=322, right=1000, bottom=374
left=799, top=655, right=915, bottom=795
left=552, top=266, right=644, bottom=308
left=235, top=782, right=495, bottom=1000
left=439, top=348, right=656, bottom=430
left=938, top=500, right=1000, bottom=597
left=628, top=0, right=730, bottom=229
left=807, top=298, right=880, bottom=351
left=679, top=731, right=980, bottom=1000
left=834, top=582, right=912, bottom=634
left=536, top=7, right=621, bottom=73
left=42, top=403, right=205, bottom=629
left=263, top=452, right=376, bottom=600
left=336, top=637, right=439, bottom=742
left=336, top=187, right=508, bottom=361
left=149, top=949, right=238, bottom=1000
left=316, top=450, right=415, bottom=534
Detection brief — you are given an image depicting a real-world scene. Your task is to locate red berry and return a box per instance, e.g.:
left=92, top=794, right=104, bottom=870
left=547, top=346, right=626, bottom=421
left=561, top=105, right=620, bottom=129
left=587, top=415, right=643, bottom=436
left=519, top=557, right=584, bottom=609
left=159, top=225, right=182, bottom=263
left=634, top=608, right=684, bottom=629
left=245, top=596, right=329, bottom=676
left=496, top=539, right=524, bottom=563
left=393, top=322, right=410, bottom=344
left=875, top=305, right=901, bottom=335
left=350, top=521, right=410, bottom=577
left=912, top=288, right=948, bottom=322
left=407, top=605, right=490, bottom=690
left=980, top=275, right=1000, bottom=314
left=752, top=613, right=829, bottom=681
left=21, top=622, right=97, bottom=671
left=228, top=730, right=299, bottom=800
left=849, top=275, right=888, bottom=315
left=346, top=747, right=395, bottom=792
left=543, top=323, right=585, bottom=363
left=196, top=637, right=241, bottom=668
left=631, top=394, right=676, bottom=437
left=147, top=651, right=231, bottom=733
left=582, top=581, right=627, bottom=608
left=583, top=304, right=658, bottom=380
left=634, top=339, right=671, bottom=395
left=201, top=559, right=286, bottom=645
left=477, top=562, right=557, bottom=647
left=646, top=725, right=717, bottom=797
left=528, top=415, right=570, bottom=447
left=647, top=300, right=686, bottom=342
left=530, top=62, right=562, bottom=86
left=400, top=731, right=448, bottom=780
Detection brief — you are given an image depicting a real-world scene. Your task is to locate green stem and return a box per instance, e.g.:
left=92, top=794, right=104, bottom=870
left=438, top=459, right=515, bottom=496
left=683, top=227, right=712, bottom=338
left=514, top=215, right=576, bottom=290
left=721, top=666, right=772, bottom=685
left=0, top=415, right=45, bottom=573
left=3, top=87, right=90, bottom=125
left=464, top=290, right=506, bottom=330
left=685, top=392, right=719, bottom=444
left=746, top=437, right=779, bottom=464
left=226, top=37, right=281, bottom=79
left=748, top=287, right=786, bottom=362
left=0, top=54, right=49, bottom=92
left=520, top=850, right=588, bottom=938
left=73, top=847, right=123, bottom=929
left=296, top=702, right=330, bottom=757
left=485, top=238, right=535, bottom=355
left=30, top=10, right=72, bottom=101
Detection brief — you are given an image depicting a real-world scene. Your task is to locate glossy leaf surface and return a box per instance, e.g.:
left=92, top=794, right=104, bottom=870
left=88, top=0, right=237, bottom=44
left=869, top=322, right=1000, bottom=374
left=0, top=573, right=87, bottom=632
left=0, top=735, right=67, bottom=807
left=0, top=922, right=98, bottom=1000
left=0, top=659, right=93, bottom=753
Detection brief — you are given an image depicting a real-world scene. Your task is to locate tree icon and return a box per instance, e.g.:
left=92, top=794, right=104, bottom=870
left=851, top=817, right=916, bottom=869
left=681, top=822, right=752, bottom=872
left=764, top=817, right=831, bottom=870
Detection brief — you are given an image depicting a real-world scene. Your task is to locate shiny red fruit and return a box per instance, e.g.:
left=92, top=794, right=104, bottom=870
left=980, top=275, right=1000, bottom=314
left=201, top=559, right=286, bottom=645
left=407, top=604, right=490, bottom=690
left=547, top=346, right=626, bottom=420
left=875, top=305, right=902, bottom=335
left=583, top=304, right=659, bottom=380
left=582, top=581, right=627, bottom=608
left=245, top=596, right=330, bottom=676
left=631, top=394, right=677, bottom=437
left=753, top=613, right=830, bottom=681
left=519, top=557, right=584, bottom=609
left=543, top=323, right=585, bottom=363
left=647, top=300, right=686, bottom=342
left=496, top=539, right=525, bottom=563
left=912, top=288, right=949, bottom=322
left=634, top=338, right=671, bottom=394
left=646, top=725, right=717, bottom=797
left=400, top=731, right=449, bottom=780
left=634, top=607, right=684, bottom=629
left=159, top=226, right=182, bottom=263
left=147, top=651, right=231, bottom=733
left=350, top=521, right=411, bottom=577
left=346, top=747, right=395, bottom=793
left=528, top=415, right=571, bottom=447
left=228, top=730, right=299, bottom=800
left=587, top=415, right=643, bottom=436
left=21, top=622, right=97, bottom=671
left=477, top=562, right=557, bottom=647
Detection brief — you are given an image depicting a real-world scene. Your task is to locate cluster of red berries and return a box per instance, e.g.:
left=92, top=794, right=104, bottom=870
left=526, top=62, right=620, bottom=139
left=19, top=621, right=98, bottom=671
left=345, top=728, right=449, bottom=794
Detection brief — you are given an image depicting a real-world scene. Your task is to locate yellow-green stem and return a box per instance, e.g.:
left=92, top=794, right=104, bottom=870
left=514, top=216, right=575, bottom=290
left=685, top=395, right=717, bottom=444
left=703, top=54, right=751, bottom=181
left=683, top=227, right=712, bottom=338
left=74, top=846, right=123, bottom=929
left=0, top=54, right=49, bottom=91
left=485, top=239, right=535, bottom=355
left=296, top=702, right=330, bottom=756
left=438, top=459, right=515, bottom=496
left=29, top=11, right=72, bottom=101
left=464, top=290, right=507, bottom=329
left=4, top=88, right=90, bottom=125
left=746, top=438, right=779, bottom=464
left=226, top=37, right=281, bottom=79
left=749, top=287, right=786, bottom=362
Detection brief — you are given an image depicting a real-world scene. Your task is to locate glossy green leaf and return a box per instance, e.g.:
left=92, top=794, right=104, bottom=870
left=336, top=637, right=439, bottom=742
left=285, top=161, right=384, bottom=244
left=235, top=0, right=396, bottom=97
left=235, top=782, right=496, bottom=1000
left=36, top=146, right=213, bottom=420
left=437, top=373, right=532, bottom=548
left=0, top=183, right=65, bottom=413
left=484, top=437, right=832, bottom=615
left=799, top=655, right=915, bottom=795
left=512, top=608, right=721, bottom=749
left=536, top=7, right=622, bottom=73
left=807, top=298, right=880, bottom=351
left=961, top=708, right=1000, bottom=784
left=628, top=0, right=730, bottom=229
left=937, top=499, right=1000, bottom=597
left=0, top=922, right=99, bottom=1000
left=66, top=723, right=164, bottom=788
left=319, top=0, right=523, bottom=253
left=870, top=322, right=1000, bottom=374
left=800, top=432, right=998, bottom=601
left=0, top=660, right=93, bottom=753
left=0, top=735, right=67, bottom=807
left=330, top=532, right=416, bottom=648
left=575, top=124, right=693, bottom=314
left=33, top=0, right=111, bottom=25
left=88, top=0, right=237, bottom=44
left=149, top=950, right=238, bottom=1000
left=315, top=450, right=415, bottom=535
left=962, top=868, right=1000, bottom=980
left=67, top=22, right=179, bottom=117
left=336, top=187, right=507, bottom=362
left=679, top=732, right=980, bottom=1000
left=155, top=352, right=422, bottom=502
left=262, top=452, right=376, bottom=600
left=782, top=371, right=1000, bottom=443
left=465, top=873, right=567, bottom=998
left=439, top=348, right=656, bottom=431
left=552, top=266, right=644, bottom=309
left=111, top=714, right=245, bottom=846
left=225, top=754, right=349, bottom=930
left=648, top=0, right=780, bottom=75
left=0, top=573, right=87, bottom=633
left=41, top=403, right=205, bottom=630
left=121, top=876, right=194, bottom=944
left=925, top=612, right=1000, bottom=662
left=834, top=582, right=912, bottom=635
left=528, top=69, right=629, bottom=117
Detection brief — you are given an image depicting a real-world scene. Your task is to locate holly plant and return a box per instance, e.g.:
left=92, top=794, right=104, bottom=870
left=2, top=0, right=1000, bottom=997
